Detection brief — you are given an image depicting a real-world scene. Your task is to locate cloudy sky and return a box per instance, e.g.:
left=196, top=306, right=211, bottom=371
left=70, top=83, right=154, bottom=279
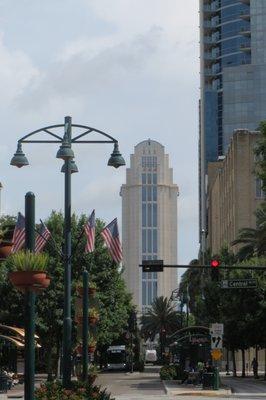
left=0, top=0, right=199, bottom=265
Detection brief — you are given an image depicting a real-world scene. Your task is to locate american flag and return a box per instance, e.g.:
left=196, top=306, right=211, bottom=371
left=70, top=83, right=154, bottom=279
left=84, top=210, right=95, bottom=253
left=35, top=222, right=51, bottom=253
left=101, top=218, right=122, bottom=263
left=12, top=212, right=25, bottom=253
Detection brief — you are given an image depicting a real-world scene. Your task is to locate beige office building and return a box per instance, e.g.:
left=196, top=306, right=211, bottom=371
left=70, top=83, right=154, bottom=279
left=121, top=140, right=179, bottom=312
left=207, top=129, right=265, bottom=254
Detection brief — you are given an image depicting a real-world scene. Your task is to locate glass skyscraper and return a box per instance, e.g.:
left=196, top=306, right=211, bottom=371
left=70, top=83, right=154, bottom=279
left=199, top=0, right=266, bottom=241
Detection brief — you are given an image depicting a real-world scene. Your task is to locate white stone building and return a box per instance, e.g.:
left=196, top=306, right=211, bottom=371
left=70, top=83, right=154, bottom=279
left=120, top=140, right=179, bottom=313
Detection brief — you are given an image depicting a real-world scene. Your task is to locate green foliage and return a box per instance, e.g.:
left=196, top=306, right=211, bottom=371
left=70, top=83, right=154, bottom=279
left=254, top=121, right=266, bottom=191
left=5, top=250, right=49, bottom=271
left=88, top=308, right=99, bottom=318
left=141, top=296, right=181, bottom=339
left=179, top=251, right=266, bottom=356
left=159, top=365, right=176, bottom=380
left=35, top=380, right=114, bottom=400
left=232, top=203, right=266, bottom=260
left=0, top=211, right=132, bottom=377
left=0, top=216, right=15, bottom=244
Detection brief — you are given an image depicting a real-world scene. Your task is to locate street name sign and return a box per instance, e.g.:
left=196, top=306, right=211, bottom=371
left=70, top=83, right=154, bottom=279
left=220, top=278, right=257, bottom=289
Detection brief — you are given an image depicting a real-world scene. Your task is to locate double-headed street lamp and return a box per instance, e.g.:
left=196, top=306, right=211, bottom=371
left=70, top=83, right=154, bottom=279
left=10, top=116, right=125, bottom=389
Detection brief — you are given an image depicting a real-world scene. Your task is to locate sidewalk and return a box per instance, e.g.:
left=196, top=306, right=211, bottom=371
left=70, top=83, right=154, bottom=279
left=163, top=380, right=232, bottom=397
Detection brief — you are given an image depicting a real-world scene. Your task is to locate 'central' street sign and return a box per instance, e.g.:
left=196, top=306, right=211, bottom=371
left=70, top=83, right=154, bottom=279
left=220, top=278, right=257, bottom=289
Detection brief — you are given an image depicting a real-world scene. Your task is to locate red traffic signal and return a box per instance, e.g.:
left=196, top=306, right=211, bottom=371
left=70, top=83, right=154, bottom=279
left=210, top=259, right=220, bottom=268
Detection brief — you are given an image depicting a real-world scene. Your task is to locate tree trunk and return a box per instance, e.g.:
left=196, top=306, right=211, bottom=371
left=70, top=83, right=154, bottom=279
left=46, top=343, right=54, bottom=381
left=232, top=349, right=237, bottom=377
left=241, top=349, right=246, bottom=378
left=160, top=333, right=163, bottom=361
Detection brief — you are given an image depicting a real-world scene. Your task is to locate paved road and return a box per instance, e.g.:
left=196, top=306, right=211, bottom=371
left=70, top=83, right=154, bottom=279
left=96, top=366, right=169, bottom=399
left=96, top=367, right=266, bottom=400
left=4, top=369, right=266, bottom=400
left=222, top=376, right=266, bottom=398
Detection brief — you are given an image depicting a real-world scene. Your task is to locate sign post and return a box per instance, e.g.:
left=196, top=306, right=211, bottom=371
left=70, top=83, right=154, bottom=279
left=210, top=323, right=223, bottom=360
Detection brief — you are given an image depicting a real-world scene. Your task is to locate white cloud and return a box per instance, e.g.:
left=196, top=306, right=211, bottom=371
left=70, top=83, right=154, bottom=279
left=0, top=0, right=200, bottom=263
left=0, top=33, right=39, bottom=106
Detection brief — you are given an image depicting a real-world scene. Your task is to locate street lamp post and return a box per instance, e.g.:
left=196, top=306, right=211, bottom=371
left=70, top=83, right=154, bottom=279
left=10, top=116, right=125, bottom=388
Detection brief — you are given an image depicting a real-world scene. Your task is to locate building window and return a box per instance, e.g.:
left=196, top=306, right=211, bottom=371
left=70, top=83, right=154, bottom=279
left=153, top=204, right=157, bottom=227
left=142, top=173, right=146, bottom=184
left=142, top=162, right=158, bottom=308
left=153, top=186, right=157, bottom=201
left=142, top=204, right=146, bottom=227
left=142, top=230, right=146, bottom=253
left=142, top=187, right=146, bottom=201
left=255, top=178, right=266, bottom=198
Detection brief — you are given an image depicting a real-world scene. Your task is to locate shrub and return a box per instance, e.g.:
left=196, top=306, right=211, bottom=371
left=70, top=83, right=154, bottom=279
left=35, top=380, right=115, bottom=400
left=159, top=365, right=176, bottom=380
left=174, top=364, right=186, bottom=380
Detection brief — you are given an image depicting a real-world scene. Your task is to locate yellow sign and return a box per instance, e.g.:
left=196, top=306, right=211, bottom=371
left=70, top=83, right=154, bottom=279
left=211, top=349, right=223, bottom=360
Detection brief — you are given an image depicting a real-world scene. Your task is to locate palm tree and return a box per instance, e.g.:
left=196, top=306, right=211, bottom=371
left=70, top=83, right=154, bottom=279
left=232, top=203, right=266, bottom=260
left=141, top=296, right=180, bottom=359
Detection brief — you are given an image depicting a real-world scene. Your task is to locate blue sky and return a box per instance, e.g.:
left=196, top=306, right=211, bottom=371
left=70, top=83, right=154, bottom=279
left=0, top=0, right=199, bottom=265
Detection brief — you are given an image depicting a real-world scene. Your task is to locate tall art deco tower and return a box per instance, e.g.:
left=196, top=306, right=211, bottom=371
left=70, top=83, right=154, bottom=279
left=120, top=140, right=179, bottom=313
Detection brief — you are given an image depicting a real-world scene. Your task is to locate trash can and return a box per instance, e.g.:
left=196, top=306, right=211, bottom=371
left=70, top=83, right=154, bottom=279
left=0, top=375, right=8, bottom=393
left=202, top=372, right=214, bottom=389
left=213, top=367, right=220, bottom=390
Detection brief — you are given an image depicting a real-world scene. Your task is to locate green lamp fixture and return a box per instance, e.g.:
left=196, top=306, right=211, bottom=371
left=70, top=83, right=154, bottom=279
left=10, top=142, right=29, bottom=168
left=56, top=142, right=74, bottom=160
left=61, top=160, right=79, bottom=174
left=107, top=142, right=126, bottom=169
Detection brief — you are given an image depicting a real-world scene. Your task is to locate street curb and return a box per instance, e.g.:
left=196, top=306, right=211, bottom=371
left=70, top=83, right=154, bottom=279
left=162, top=380, right=232, bottom=397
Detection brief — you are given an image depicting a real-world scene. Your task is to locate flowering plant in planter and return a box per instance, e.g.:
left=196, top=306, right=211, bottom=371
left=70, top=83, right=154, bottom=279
left=6, top=250, right=50, bottom=292
left=88, top=337, right=97, bottom=353
left=89, top=308, right=99, bottom=325
left=89, top=281, right=97, bottom=296
left=76, top=281, right=97, bottom=297
left=88, top=365, right=98, bottom=384
left=0, top=225, right=14, bottom=259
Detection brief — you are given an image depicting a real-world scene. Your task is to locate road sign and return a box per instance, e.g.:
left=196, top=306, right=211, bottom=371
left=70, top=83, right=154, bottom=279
left=220, top=278, right=257, bottom=289
left=210, top=323, right=223, bottom=349
left=211, top=335, right=223, bottom=349
left=210, top=323, right=224, bottom=336
left=142, top=260, right=164, bottom=272
left=211, top=349, right=223, bottom=360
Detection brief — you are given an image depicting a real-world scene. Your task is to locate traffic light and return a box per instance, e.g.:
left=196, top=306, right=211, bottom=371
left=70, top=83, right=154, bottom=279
left=142, top=260, right=164, bottom=272
left=211, top=259, right=220, bottom=281
left=210, top=259, right=220, bottom=268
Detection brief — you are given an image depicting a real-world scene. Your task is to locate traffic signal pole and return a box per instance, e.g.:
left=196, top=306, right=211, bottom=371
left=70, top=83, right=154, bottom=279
left=140, top=263, right=266, bottom=271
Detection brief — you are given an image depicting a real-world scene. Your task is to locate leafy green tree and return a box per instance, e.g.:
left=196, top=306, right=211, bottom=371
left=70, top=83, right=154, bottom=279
left=232, top=204, right=266, bottom=260
left=179, top=251, right=266, bottom=377
left=254, top=121, right=266, bottom=192
left=141, top=296, right=181, bottom=359
left=0, top=211, right=132, bottom=377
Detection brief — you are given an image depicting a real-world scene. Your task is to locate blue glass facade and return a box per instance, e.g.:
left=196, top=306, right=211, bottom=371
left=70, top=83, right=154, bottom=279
left=202, top=0, right=251, bottom=161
